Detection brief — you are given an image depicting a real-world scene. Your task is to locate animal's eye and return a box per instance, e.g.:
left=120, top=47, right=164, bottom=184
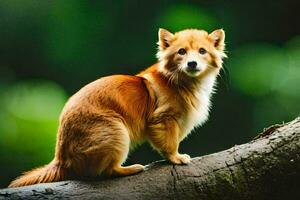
left=199, top=48, right=207, bottom=55
left=178, top=48, right=186, bottom=55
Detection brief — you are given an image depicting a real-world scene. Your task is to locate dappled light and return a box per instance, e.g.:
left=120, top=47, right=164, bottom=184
left=157, top=4, right=219, bottom=31
left=229, top=39, right=300, bottom=130
left=0, top=81, right=67, bottom=186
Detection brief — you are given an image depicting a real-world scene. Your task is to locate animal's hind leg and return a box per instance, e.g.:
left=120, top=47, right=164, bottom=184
left=76, top=115, right=145, bottom=177
left=100, top=120, right=145, bottom=176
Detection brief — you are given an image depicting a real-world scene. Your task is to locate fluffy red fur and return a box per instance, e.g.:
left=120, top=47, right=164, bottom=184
left=9, top=28, right=226, bottom=187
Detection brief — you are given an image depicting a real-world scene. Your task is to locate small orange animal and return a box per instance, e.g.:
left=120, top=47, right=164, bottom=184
left=9, top=28, right=226, bottom=187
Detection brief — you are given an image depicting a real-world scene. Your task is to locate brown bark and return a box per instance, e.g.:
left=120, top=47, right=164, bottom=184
left=0, top=117, right=299, bottom=200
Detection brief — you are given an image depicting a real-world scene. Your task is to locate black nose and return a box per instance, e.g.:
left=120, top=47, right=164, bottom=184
left=187, top=61, right=197, bottom=69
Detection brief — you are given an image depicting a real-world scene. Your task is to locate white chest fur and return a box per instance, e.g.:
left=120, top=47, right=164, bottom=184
left=179, top=75, right=217, bottom=140
left=142, top=72, right=217, bottom=140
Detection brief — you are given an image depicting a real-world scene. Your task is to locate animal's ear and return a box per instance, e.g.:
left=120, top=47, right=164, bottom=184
left=209, top=29, right=225, bottom=51
left=158, top=28, right=174, bottom=50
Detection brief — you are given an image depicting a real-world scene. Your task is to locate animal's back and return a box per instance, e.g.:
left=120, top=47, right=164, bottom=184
left=61, top=74, right=155, bottom=133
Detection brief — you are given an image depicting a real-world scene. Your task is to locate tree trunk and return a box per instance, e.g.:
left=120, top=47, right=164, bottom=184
left=1, top=117, right=300, bottom=200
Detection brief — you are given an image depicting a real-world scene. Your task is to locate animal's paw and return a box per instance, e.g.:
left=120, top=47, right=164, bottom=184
left=168, top=153, right=191, bottom=165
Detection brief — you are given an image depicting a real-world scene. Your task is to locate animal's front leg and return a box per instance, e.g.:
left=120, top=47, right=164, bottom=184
left=147, top=117, right=191, bottom=164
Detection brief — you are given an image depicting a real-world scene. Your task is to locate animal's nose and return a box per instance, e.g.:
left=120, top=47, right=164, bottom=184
left=187, top=61, right=197, bottom=69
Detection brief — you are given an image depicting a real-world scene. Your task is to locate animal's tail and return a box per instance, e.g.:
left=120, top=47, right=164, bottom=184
left=8, top=160, right=66, bottom=188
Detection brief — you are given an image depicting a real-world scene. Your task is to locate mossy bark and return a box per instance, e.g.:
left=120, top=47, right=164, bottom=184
left=1, top=118, right=299, bottom=200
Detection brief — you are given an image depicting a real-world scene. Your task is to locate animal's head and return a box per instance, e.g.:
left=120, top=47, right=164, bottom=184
left=157, top=28, right=226, bottom=79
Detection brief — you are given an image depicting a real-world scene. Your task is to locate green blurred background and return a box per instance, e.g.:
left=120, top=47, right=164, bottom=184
left=0, top=0, right=299, bottom=188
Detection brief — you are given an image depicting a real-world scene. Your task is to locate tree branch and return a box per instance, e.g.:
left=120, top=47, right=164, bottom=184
left=1, top=117, right=300, bottom=200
